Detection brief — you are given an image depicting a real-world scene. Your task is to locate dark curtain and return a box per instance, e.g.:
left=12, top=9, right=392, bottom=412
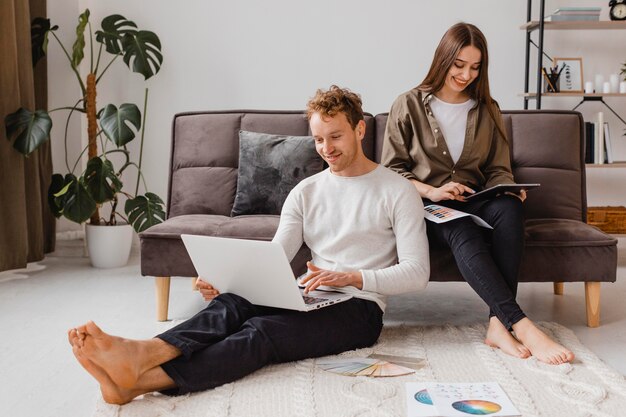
left=0, top=0, right=54, bottom=272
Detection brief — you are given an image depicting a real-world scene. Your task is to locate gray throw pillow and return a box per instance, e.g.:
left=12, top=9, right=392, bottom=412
left=230, top=130, right=323, bottom=216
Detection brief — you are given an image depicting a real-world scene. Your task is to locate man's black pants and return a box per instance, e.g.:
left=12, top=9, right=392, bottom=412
left=157, top=293, right=383, bottom=395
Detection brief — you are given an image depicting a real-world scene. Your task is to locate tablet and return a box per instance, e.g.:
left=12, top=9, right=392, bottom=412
left=464, top=183, right=540, bottom=201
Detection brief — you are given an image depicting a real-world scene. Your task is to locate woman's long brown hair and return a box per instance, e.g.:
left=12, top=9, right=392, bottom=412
left=419, top=22, right=506, bottom=139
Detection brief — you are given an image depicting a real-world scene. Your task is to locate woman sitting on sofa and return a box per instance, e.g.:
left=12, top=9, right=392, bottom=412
left=381, top=22, right=573, bottom=365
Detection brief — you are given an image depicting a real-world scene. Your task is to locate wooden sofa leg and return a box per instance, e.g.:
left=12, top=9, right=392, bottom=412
left=553, top=282, right=564, bottom=295
left=585, top=282, right=601, bottom=328
left=155, top=277, right=171, bottom=322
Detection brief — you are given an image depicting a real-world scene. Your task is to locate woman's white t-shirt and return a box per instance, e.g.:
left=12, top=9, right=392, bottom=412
left=430, top=96, right=476, bottom=164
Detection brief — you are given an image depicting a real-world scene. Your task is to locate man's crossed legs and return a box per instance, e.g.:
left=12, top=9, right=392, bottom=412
left=68, top=294, right=383, bottom=404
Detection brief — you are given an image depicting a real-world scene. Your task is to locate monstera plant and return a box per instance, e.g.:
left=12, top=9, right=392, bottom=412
left=5, top=9, right=165, bottom=236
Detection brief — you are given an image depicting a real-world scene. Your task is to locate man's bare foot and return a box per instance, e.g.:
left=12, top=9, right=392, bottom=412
left=484, top=317, right=531, bottom=359
left=70, top=337, right=138, bottom=404
left=73, top=321, right=147, bottom=388
left=513, top=318, right=575, bottom=365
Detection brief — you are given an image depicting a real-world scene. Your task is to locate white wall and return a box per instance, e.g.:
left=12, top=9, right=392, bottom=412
left=47, top=0, right=626, bottom=231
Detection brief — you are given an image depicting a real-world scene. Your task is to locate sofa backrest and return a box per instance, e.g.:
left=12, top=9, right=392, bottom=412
left=375, top=110, right=586, bottom=222
left=168, top=109, right=586, bottom=222
left=167, top=110, right=376, bottom=218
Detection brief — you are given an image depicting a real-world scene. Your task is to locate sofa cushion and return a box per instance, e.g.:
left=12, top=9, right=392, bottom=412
left=230, top=131, right=323, bottom=216
left=427, top=218, right=617, bottom=283
left=139, top=214, right=311, bottom=278
left=141, top=214, right=280, bottom=240
left=524, top=218, right=616, bottom=247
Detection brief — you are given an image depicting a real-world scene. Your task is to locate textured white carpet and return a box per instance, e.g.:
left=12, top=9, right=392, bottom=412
left=92, top=322, right=626, bottom=417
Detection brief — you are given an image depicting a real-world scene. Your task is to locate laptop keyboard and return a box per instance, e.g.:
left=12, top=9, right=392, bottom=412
left=303, top=295, right=329, bottom=305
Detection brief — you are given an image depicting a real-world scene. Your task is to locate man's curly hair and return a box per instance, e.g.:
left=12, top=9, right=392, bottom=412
left=306, top=85, right=364, bottom=129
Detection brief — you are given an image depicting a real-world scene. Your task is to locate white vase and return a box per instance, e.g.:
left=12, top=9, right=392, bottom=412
left=85, top=223, right=133, bottom=268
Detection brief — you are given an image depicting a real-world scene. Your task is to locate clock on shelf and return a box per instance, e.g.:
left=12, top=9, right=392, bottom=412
left=609, top=0, right=626, bottom=20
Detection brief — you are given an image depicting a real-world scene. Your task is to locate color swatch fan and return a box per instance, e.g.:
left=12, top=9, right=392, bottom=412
left=317, top=357, right=415, bottom=377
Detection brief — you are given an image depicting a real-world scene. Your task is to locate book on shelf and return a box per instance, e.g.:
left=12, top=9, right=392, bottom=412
left=552, top=7, right=601, bottom=13
left=585, top=121, right=595, bottom=163
left=546, top=6, right=600, bottom=21
left=545, top=14, right=600, bottom=21
left=584, top=117, right=613, bottom=164
left=604, top=122, right=613, bottom=164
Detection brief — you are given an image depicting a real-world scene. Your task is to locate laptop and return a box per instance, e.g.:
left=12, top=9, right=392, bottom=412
left=181, top=234, right=353, bottom=311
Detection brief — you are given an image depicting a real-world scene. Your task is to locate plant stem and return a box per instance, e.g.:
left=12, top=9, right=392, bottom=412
left=128, top=162, right=149, bottom=192
left=135, top=88, right=149, bottom=196
left=71, top=144, right=89, bottom=174
left=49, top=105, right=85, bottom=113
left=62, top=98, right=84, bottom=172
left=95, top=43, right=103, bottom=75
left=109, top=196, right=118, bottom=225
left=96, top=54, right=120, bottom=84
left=50, top=31, right=86, bottom=95
left=103, top=149, right=130, bottom=168
left=88, top=21, right=94, bottom=74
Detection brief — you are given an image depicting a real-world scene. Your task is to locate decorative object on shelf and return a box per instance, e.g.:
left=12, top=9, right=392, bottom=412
left=621, top=60, right=626, bottom=80
left=542, top=64, right=563, bottom=92
left=595, top=74, right=605, bottom=93
left=3, top=9, right=166, bottom=268
left=610, top=73, right=620, bottom=93
left=585, top=81, right=595, bottom=94
left=620, top=81, right=626, bottom=93
left=609, top=0, right=626, bottom=21
left=554, top=57, right=584, bottom=92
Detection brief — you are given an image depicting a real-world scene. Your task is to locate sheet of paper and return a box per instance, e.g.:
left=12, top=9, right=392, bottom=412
left=406, top=382, right=439, bottom=417
left=424, top=204, right=493, bottom=229
left=426, top=382, right=520, bottom=417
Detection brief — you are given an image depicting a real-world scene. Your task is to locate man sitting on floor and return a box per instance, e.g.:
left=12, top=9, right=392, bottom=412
left=68, top=85, right=430, bottom=404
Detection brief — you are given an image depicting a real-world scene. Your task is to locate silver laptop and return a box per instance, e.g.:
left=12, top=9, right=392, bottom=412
left=181, top=234, right=353, bottom=311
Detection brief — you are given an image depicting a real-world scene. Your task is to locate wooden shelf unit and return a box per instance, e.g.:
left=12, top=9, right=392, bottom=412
left=521, top=1, right=626, bottom=110
left=521, top=93, right=626, bottom=98
left=521, top=20, right=626, bottom=31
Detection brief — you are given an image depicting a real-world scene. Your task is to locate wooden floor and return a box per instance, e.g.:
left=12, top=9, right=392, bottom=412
left=1, top=238, right=625, bottom=417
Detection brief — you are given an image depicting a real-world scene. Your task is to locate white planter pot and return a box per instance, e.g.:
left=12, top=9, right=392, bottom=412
left=85, top=223, right=133, bottom=268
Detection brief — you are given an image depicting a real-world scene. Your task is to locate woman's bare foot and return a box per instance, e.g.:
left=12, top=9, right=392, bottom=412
left=69, top=331, right=139, bottom=404
left=512, top=318, right=574, bottom=365
left=484, top=317, right=531, bottom=359
left=72, top=321, right=150, bottom=389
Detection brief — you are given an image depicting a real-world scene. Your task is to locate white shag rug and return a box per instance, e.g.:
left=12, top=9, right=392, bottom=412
left=93, top=322, right=626, bottom=417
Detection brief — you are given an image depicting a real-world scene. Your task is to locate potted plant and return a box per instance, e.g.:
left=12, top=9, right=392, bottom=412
left=4, top=9, right=165, bottom=267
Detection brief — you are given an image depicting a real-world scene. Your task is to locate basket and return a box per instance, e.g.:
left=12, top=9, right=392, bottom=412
left=587, top=206, right=626, bottom=234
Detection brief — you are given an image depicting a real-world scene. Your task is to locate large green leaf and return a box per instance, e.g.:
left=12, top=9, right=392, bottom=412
left=84, top=157, right=123, bottom=204
left=31, top=17, right=58, bottom=66
left=95, top=14, right=137, bottom=55
left=125, top=192, right=165, bottom=233
left=99, top=103, right=141, bottom=146
left=47, top=174, right=66, bottom=218
left=121, top=30, right=163, bottom=79
left=52, top=174, right=97, bottom=224
left=5, top=108, right=52, bottom=155
left=72, top=9, right=90, bottom=68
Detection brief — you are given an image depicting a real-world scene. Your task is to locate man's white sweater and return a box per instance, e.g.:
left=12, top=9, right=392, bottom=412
left=273, top=165, right=430, bottom=311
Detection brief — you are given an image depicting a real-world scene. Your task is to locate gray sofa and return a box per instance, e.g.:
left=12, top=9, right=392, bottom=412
left=140, top=110, right=617, bottom=326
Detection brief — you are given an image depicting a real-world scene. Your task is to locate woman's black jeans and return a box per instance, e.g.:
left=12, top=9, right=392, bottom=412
left=424, top=195, right=526, bottom=329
